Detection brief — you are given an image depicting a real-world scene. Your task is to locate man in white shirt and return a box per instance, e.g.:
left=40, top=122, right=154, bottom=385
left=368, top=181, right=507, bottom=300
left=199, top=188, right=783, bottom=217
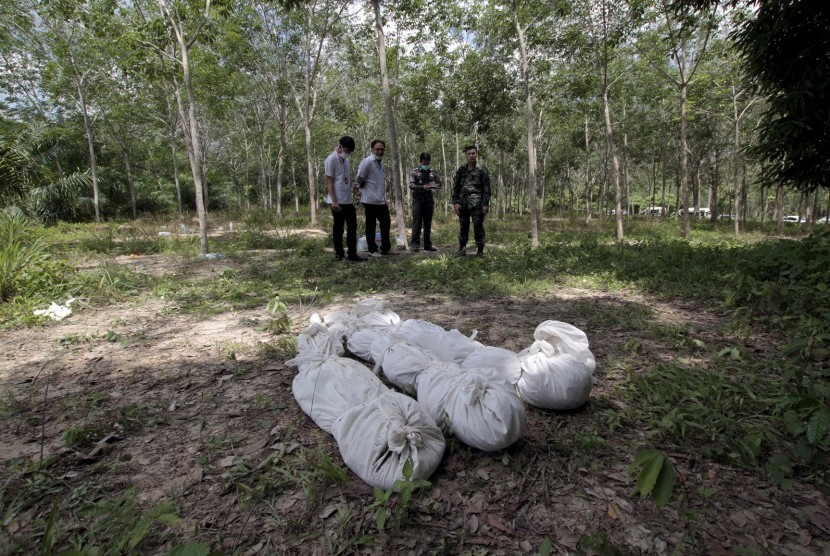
left=356, top=140, right=396, bottom=256
left=324, top=136, right=365, bottom=262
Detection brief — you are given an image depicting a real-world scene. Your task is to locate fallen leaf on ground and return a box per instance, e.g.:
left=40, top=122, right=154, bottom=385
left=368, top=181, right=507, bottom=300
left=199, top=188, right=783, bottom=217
left=730, top=511, right=749, bottom=528
left=486, top=514, right=513, bottom=534
left=465, top=514, right=479, bottom=534
left=318, top=505, right=338, bottom=519
left=241, top=438, right=269, bottom=455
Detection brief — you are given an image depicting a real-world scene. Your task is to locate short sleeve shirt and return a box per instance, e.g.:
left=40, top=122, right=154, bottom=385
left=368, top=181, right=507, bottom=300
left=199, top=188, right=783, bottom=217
left=324, top=151, right=352, bottom=205
left=357, top=155, right=387, bottom=205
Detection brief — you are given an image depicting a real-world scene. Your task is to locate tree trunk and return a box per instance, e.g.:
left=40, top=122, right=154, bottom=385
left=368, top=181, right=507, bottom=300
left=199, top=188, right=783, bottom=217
left=498, top=149, right=505, bottom=219
left=301, top=119, right=317, bottom=226
left=120, top=137, right=137, bottom=220
left=710, top=149, right=719, bottom=227
left=162, top=0, right=209, bottom=254
left=513, top=2, right=539, bottom=247
left=584, top=114, right=592, bottom=224
left=257, top=141, right=268, bottom=209
left=441, top=132, right=449, bottom=217
left=164, top=95, right=184, bottom=218
left=679, top=81, right=691, bottom=238
left=76, top=78, right=102, bottom=223
left=372, top=0, right=407, bottom=249
left=775, top=183, right=784, bottom=234
left=602, top=88, right=624, bottom=240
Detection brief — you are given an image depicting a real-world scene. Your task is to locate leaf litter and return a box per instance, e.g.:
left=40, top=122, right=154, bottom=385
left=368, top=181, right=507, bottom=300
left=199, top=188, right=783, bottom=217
left=0, top=258, right=828, bottom=554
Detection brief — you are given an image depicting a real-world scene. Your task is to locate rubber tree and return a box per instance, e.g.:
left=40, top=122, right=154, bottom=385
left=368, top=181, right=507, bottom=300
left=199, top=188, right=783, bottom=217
left=578, top=0, right=642, bottom=240
left=369, top=0, right=408, bottom=247
left=637, top=0, right=715, bottom=238
left=259, top=0, right=349, bottom=227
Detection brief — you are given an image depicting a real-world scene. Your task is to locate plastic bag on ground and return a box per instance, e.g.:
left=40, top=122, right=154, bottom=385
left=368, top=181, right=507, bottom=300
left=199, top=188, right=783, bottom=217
left=332, top=391, right=445, bottom=490
left=417, top=362, right=526, bottom=452
left=398, top=319, right=481, bottom=363
left=287, top=353, right=388, bottom=433
left=33, top=299, right=75, bottom=321
left=462, top=345, right=522, bottom=385
left=370, top=335, right=434, bottom=394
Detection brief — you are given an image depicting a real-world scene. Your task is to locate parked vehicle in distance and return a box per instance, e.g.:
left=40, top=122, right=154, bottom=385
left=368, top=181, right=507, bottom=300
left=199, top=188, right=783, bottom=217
left=718, top=214, right=735, bottom=220
left=783, top=215, right=802, bottom=223
left=674, top=207, right=710, bottom=218
left=640, top=206, right=666, bottom=216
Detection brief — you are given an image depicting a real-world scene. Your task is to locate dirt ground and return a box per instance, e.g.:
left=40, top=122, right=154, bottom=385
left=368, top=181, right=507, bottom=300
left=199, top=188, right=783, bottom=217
left=1, top=248, right=829, bottom=555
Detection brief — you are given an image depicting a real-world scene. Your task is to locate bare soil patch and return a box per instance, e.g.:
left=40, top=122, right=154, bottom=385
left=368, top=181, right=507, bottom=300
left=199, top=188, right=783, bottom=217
left=1, top=252, right=829, bottom=554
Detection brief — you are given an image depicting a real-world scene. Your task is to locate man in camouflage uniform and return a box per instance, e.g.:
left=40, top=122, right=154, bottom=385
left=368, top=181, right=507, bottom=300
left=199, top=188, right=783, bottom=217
left=452, top=145, right=491, bottom=256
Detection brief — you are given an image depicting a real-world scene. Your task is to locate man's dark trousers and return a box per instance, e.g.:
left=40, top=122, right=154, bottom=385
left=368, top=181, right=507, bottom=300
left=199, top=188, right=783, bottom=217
left=364, top=203, right=391, bottom=253
left=331, top=204, right=358, bottom=259
left=458, top=204, right=485, bottom=251
left=412, top=199, right=434, bottom=249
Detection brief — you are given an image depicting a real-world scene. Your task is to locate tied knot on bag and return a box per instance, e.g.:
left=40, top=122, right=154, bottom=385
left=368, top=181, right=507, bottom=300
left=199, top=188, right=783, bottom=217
left=526, top=339, right=558, bottom=358
left=387, top=424, right=423, bottom=453
left=351, top=299, right=390, bottom=318
left=301, top=321, right=329, bottom=336
left=286, top=351, right=327, bottom=369
left=460, top=373, right=488, bottom=404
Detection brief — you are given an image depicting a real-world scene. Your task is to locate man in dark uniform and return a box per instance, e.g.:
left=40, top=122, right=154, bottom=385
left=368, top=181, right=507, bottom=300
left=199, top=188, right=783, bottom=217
left=452, top=145, right=491, bottom=256
left=408, top=152, right=440, bottom=252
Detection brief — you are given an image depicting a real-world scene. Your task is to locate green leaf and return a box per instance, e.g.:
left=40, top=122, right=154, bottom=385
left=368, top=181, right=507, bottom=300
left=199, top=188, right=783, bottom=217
left=125, top=517, right=151, bottom=549
left=764, top=454, right=794, bottom=489
left=376, top=508, right=387, bottom=530
left=806, top=409, right=830, bottom=445
left=167, top=542, right=212, bottom=556
left=401, top=457, right=414, bottom=480
left=636, top=452, right=664, bottom=499
left=539, top=537, right=552, bottom=556
left=631, top=449, right=661, bottom=468
left=652, top=457, right=676, bottom=507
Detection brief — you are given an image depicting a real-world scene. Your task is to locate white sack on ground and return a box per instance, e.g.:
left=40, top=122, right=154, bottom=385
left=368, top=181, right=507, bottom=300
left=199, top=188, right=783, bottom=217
left=350, top=298, right=401, bottom=328
left=332, top=391, right=445, bottom=490
left=533, top=320, right=591, bottom=355
left=346, top=327, right=396, bottom=364
left=462, top=345, right=522, bottom=385
left=517, top=320, right=596, bottom=410
left=318, top=311, right=351, bottom=340
left=287, top=353, right=388, bottom=433
left=398, top=319, right=481, bottom=363
left=517, top=349, right=594, bottom=410
left=371, top=335, right=434, bottom=394
left=296, top=322, right=345, bottom=357
left=417, top=363, right=526, bottom=452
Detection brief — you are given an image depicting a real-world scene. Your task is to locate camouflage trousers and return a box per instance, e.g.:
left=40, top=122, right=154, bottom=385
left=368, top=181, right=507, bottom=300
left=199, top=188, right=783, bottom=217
left=458, top=204, right=486, bottom=250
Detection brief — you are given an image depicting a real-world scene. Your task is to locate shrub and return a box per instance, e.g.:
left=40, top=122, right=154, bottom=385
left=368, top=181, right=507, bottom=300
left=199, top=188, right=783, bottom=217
left=0, top=213, right=49, bottom=301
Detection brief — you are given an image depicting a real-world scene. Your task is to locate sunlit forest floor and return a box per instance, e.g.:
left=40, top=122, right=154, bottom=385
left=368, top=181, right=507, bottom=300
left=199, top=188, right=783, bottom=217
left=1, top=211, right=828, bottom=554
